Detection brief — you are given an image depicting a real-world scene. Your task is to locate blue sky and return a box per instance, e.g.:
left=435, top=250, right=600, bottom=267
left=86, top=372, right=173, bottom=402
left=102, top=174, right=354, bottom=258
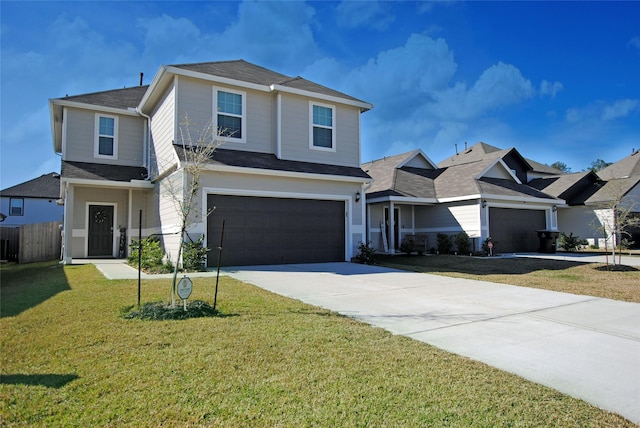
left=1, top=1, right=639, bottom=189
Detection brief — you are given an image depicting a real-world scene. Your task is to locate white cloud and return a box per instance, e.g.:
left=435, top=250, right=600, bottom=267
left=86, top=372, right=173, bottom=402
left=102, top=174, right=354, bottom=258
left=540, top=80, right=563, bottom=98
left=336, top=1, right=395, bottom=31
left=211, top=1, right=319, bottom=71
left=601, top=99, right=639, bottom=121
left=137, top=14, right=207, bottom=64
left=429, top=62, right=534, bottom=120
left=628, top=36, right=640, bottom=50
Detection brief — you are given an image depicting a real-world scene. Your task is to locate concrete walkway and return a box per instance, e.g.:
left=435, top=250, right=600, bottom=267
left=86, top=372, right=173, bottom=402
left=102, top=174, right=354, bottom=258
left=87, top=258, right=640, bottom=423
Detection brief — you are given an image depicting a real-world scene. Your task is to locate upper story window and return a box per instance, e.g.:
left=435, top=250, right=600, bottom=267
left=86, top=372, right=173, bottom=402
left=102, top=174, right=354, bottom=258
left=214, top=88, right=246, bottom=143
left=94, top=114, right=118, bottom=159
left=310, top=102, right=336, bottom=151
left=9, top=198, right=23, bottom=216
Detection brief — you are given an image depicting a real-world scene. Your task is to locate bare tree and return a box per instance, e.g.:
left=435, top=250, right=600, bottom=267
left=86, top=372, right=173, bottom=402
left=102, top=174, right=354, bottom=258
left=163, top=115, right=224, bottom=306
left=591, top=178, right=640, bottom=267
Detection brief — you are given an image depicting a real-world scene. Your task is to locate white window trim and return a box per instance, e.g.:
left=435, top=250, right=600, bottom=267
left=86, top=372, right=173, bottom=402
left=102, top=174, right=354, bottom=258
left=213, top=87, right=247, bottom=144
left=94, top=113, right=119, bottom=159
left=9, top=198, right=24, bottom=216
left=309, top=101, right=336, bottom=152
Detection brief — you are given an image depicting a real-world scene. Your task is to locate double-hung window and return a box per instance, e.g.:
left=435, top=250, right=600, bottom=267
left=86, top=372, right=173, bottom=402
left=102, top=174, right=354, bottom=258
left=94, top=114, right=118, bottom=158
left=310, top=102, right=336, bottom=151
left=9, top=198, right=23, bottom=216
left=214, top=88, right=245, bottom=142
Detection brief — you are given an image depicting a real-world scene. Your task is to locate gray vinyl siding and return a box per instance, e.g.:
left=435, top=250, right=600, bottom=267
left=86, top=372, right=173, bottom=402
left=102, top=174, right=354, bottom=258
left=63, top=107, right=144, bottom=166
left=557, top=206, right=603, bottom=243
left=280, top=94, right=361, bottom=168
left=175, top=77, right=275, bottom=154
left=149, top=85, right=177, bottom=176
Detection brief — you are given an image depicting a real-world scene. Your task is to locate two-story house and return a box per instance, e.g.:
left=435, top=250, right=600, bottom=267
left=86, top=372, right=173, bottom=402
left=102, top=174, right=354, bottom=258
left=50, top=60, right=373, bottom=266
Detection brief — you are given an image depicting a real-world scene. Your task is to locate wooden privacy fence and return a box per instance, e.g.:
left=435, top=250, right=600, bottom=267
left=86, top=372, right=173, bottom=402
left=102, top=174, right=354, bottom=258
left=0, top=221, right=62, bottom=263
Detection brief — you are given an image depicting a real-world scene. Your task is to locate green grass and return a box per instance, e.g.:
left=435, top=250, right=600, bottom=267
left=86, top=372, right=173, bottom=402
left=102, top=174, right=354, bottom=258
left=1, top=261, right=635, bottom=426
left=378, top=254, right=640, bottom=303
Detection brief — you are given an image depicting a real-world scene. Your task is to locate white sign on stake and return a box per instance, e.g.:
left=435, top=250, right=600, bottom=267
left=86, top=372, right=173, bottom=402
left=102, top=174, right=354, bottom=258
left=177, top=276, right=193, bottom=311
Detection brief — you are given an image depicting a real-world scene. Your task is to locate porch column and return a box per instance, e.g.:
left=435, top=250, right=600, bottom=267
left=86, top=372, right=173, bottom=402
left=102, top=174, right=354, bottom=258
left=389, top=201, right=395, bottom=252
left=62, top=184, right=74, bottom=264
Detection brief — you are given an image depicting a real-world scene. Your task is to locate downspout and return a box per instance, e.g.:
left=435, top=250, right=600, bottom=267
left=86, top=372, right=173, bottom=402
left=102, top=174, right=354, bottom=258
left=136, top=108, right=152, bottom=178
left=276, top=92, right=282, bottom=159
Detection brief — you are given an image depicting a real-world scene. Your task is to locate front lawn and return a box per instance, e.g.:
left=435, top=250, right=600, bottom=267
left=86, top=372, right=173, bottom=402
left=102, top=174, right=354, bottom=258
left=0, top=261, right=635, bottom=426
left=378, top=254, right=640, bottom=303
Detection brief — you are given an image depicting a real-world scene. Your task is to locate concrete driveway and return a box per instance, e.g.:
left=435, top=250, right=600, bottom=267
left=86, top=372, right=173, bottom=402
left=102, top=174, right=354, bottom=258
left=222, top=262, right=640, bottom=424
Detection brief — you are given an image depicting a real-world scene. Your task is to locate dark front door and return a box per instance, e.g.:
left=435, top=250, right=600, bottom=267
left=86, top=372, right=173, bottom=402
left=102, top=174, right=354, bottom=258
left=88, top=205, right=114, bottom=257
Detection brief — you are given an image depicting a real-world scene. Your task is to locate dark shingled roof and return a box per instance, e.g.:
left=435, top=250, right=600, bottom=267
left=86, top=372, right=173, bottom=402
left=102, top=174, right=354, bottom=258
left=597, top=150, right=640, bottom=180
left=172, top=59, right=367, bottom=104
left=528, top=171, right=602, bottom=205
left=57, top=85, right=149, bottom=110
left=585, top=176, right=640, bottom=205
left=62, top=161, right=148, bottom=182
left=174, top=146, right=371, bottom=180
left=365, top=152, right=557, bottom=202
left=1, top=173, right=60, bottom=198
left=437, top=141, right=563, bottom=175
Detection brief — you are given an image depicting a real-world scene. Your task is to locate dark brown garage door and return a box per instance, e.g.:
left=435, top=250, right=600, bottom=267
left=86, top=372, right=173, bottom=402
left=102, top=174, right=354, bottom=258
left=489, top=208, right=545, bottom=253
left=207, top=194, right=345, bottom=266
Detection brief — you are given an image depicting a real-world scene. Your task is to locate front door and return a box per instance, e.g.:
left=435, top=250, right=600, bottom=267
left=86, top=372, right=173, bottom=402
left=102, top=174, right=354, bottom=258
left=384, top=207, right=400, bottom=252
left=88, top=205, right=114, bottom=257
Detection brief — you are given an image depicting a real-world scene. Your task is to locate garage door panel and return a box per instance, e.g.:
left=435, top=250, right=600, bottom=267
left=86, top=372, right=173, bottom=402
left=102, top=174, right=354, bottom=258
left=489, top=208, right=546, bottom=253
left=207, top=194, right=345, bottom=266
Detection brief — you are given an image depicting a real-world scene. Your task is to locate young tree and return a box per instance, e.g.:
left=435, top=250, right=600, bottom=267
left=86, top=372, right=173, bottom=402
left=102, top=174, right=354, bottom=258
left=591, top=178, right=640, bottom=267
left=163, top=115, right=224, bottom=306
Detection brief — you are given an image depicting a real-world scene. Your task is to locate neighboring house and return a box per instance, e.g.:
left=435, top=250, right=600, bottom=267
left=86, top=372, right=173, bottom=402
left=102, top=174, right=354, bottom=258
left=530, top=149, right=640, bottom=248
left=0, top=173, right=64, bottom=226
left=50, top=60, right=373, bottom=266
left=363, top=144, right=565, bottom=254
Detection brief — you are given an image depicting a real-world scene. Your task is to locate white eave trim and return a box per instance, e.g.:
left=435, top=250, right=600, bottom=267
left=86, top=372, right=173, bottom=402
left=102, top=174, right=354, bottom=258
left=201, top=163, right=372, bottom=184
left=366, top=195, right=438, bottom=205
left=61, top=177, right=154, bottom=189
left=270, top=84, right=373, bottom=111
left=49, top=99, right=141, bottom=117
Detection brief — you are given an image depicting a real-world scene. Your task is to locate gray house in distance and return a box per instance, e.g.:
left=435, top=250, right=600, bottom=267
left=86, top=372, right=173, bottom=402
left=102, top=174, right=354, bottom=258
left=363, top=144, right=564, bottom=254
left=0, top=173, right=63, bottom=227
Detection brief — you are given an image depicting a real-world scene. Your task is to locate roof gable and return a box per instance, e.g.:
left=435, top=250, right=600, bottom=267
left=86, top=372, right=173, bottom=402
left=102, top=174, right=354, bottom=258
left=477, top=159, right=521, bottom=183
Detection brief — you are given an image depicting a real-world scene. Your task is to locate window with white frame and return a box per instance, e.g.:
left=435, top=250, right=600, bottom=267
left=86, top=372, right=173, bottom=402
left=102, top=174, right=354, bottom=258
left=214, top=88, right=245, bottom=142
left=94, top=114, right=118, bottom=158
left=310, top=102, right=335, bottom=151
left=9, top=198, right=23, bottom=216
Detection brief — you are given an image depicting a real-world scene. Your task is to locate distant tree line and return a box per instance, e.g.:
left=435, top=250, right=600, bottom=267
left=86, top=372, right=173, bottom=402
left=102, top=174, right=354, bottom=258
left=549, top=159, right=612, bottom=174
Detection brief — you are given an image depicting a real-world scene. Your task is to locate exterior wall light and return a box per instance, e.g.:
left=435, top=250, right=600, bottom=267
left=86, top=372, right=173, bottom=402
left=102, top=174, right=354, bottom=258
left=355, top=191, right=361, bottom=203
left=482, top=200, right=487, bottom=208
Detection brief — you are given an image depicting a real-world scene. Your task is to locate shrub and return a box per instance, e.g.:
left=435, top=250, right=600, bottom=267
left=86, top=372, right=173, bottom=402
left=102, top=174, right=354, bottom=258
left=436, top=233, right=452, bottom=254
left=399, top=237, right=417, bottom=255
left=355, top=241, right=377, bottom=264
left=454, top=232, right=471, bottom=255
left=183, top=236, right=209, bottom=271
left=128, top=237, right=165, bottom=269
left=121, top=300, right=219, bottom=320
left=559, top=233, right=587, bottom=252
left=482, top=237, right=495, bottom=256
